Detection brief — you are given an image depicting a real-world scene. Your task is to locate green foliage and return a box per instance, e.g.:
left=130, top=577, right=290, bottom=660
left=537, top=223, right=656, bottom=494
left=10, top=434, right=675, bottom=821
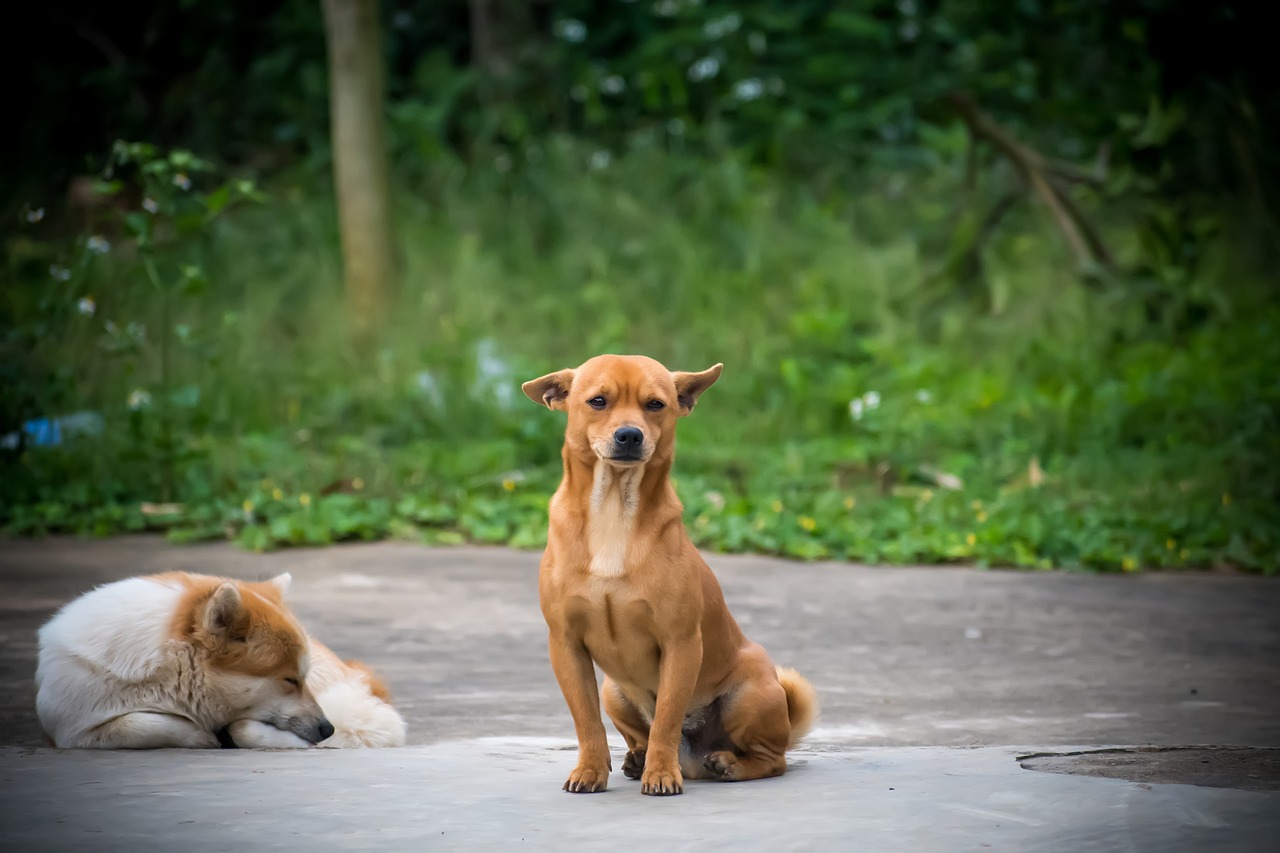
left=2, top=139, right=1275, bottom=571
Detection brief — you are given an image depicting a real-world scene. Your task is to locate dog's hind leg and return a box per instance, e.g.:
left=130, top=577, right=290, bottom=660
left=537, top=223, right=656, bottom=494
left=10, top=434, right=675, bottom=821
left=702, top=659, right=792, bottom=782
left=81, top=712, right=219, bottom=749
left=602, top=678, right=650, bottom=780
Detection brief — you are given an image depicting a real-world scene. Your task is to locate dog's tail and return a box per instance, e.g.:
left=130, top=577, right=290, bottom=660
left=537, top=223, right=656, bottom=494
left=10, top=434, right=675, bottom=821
left=775, top=666, right=819, bottom=747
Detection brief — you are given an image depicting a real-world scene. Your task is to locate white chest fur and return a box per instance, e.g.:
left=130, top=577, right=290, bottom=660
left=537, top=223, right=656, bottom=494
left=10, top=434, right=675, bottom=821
left=587, top=463, right=642, bottom=578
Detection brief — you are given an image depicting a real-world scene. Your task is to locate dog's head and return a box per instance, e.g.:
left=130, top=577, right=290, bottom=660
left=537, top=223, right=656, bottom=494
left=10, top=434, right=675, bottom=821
left=522, top=354, right=722, bottom=468
left=190, top=573, right=334, bottom=745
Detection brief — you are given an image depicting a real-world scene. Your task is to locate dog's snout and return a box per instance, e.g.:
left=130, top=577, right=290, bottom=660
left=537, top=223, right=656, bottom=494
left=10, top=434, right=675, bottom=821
left=291, top=716, right=335, bottom=744
left=613, top=426, right=644, bottom=448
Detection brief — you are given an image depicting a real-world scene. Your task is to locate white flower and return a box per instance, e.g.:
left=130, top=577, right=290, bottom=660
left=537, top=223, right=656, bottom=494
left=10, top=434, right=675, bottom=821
left=173, top=173, right=192, bottom=191
left=142, top=197, right=159, bottom=214
left=49, top=265, right=71, bottom=281
left=555, top=18, right=587, bottom=43
left=703, top=13, right=741, bottom=39
left=688, top=56, right=720, bottom=82
left=590, top=150, right=612, bottom=170
left=733, top=79, right=764, bottom=101
left=916, top=389, right=932, bottom=403
left=77, top=297, right=96, bottom=316
left=600, top=75, right=626, bottom=95
left=128, top=389, right=152, bottom=410
left=86, top=235, right=110, bottom=254
left=26, top=207, right=45, bottom=223
left=850, top=391, right=881, bottom=422
left=569, top=84, right=588, bottom=102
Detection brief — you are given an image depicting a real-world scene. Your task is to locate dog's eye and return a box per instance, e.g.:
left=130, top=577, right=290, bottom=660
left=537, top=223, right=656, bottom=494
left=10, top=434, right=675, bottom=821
left=284, top=677, right=299, bottom=687
left=587, top=396, right=607, bottom=410
left=645, top=400, right=666, bottom=411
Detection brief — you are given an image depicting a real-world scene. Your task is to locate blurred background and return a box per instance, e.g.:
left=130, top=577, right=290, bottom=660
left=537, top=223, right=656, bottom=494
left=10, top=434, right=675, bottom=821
left=1, top=0, right=1275, bottom=571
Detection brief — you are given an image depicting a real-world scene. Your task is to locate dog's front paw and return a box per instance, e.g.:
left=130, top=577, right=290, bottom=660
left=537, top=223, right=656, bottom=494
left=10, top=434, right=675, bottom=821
left=640, top=761, right=683, bottom=796
left=622, top=748, right=646, bottom=780
left=704, top=750, right=741, bottom=780
left=564, top=763, right=610, bottom=793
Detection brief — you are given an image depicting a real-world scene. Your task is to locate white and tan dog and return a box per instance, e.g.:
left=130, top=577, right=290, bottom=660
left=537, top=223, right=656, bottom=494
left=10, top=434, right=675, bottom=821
left=36, top=572, right=405, bottom=749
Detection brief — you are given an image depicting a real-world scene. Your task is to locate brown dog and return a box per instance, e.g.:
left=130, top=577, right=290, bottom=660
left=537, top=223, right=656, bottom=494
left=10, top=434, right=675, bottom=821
left=522, top=354, right=817, bottom=796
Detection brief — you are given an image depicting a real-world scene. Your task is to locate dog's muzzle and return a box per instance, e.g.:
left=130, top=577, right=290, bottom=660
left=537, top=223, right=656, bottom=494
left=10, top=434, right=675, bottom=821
left=610, top=426, right=646, bottom=462
left=289, top=716, right=335, bottom=744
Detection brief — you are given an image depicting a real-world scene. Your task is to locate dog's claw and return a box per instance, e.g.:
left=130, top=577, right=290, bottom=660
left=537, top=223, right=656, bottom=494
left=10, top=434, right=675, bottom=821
left=640, top=765, right=683, bottom=796
left=563, top=765, right=609, bottom=793
left=704, top=750, right=740, bottom=780
left=622, top=749, right=646, bottom=780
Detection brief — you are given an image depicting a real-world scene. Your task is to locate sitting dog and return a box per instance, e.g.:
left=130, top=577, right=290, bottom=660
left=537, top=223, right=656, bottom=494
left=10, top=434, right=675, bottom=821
left=522, top=354, right=817, bottom=795
left=35, top=572, right=405, bottom=749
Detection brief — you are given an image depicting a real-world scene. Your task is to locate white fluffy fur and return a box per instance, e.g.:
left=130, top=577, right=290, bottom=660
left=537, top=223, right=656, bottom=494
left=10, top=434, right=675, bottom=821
left=305, top=637, right=407, bottom=748
left=313, top=681, right=407, bottom=748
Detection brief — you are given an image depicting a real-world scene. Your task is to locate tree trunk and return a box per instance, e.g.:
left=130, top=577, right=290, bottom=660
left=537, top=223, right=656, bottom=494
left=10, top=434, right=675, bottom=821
left=321, top=0, right=397, bottom=345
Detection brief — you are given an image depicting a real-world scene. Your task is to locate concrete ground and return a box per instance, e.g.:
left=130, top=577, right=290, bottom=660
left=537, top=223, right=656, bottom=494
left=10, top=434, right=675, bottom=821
left=1, top=536, right=1278, bottom=851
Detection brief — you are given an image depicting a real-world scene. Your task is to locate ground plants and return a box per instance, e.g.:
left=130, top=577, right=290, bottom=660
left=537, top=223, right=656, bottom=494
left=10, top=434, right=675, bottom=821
left=3, top=138, right=1275, bottom=573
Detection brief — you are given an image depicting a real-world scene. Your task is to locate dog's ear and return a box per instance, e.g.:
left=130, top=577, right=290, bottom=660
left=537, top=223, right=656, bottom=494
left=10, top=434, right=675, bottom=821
left=672, top=363, right=723, bottom=415
left=521, top=369, right=575, bottom=411
left=204, top=582, right=246, bottom=639
left=267, top=573, right=292, bottom=598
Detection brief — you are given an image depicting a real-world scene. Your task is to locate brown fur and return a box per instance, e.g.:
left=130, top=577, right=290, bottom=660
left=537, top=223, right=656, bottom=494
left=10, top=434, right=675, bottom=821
left=153, top=572, right=308, bottom=682
left=523, top=354, right=818, bottom=796
left=343, top=659, right=394, bottom=704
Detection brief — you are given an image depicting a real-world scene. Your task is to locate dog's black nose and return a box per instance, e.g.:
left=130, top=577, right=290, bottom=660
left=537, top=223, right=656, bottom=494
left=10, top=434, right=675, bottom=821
left=317, top=720, right=335, bottom=742
left=613, top=427, right=644, bottom=448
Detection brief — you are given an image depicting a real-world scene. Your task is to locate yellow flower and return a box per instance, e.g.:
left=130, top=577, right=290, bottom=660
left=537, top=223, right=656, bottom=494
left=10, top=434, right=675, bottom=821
left=242, top=499, right=254, bottom=513
left=1222, top=493, right=1231, bottom=507
left=799, top=516, right=816, bottom=532
left=353, top=477, right=364, bottom=491
left=502, top=478, right=516, bottom=492
left=1180, top=548, right=1189, bottom=560
left=753, top=517, right=766, bottom=531
left=1121, top=556, right=1138, bottom=572
left=920, top=489, right=933, bottom=503
left=976, top=510, right=988, bottom=523
left=272, top=488, right=283, bottom=501
left=1166, top=538, right=1176, bottom=551
left=770, top=500, right=783, bottom=513
left=971, top=499, right=983, bottom=511
left=843, top=496, right=856, bottom=511
left=966, top=533, right=976, bottom=546
left=299, top=493, right=311, bottom=507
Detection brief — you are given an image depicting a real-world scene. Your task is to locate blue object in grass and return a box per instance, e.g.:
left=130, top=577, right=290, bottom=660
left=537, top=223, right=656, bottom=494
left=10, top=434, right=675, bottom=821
left=0, top=411, right=103, bottom=449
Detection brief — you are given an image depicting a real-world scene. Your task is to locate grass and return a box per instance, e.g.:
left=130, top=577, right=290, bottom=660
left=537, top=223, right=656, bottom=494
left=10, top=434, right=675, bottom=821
left=2, top=137, right=1277, bottom=571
